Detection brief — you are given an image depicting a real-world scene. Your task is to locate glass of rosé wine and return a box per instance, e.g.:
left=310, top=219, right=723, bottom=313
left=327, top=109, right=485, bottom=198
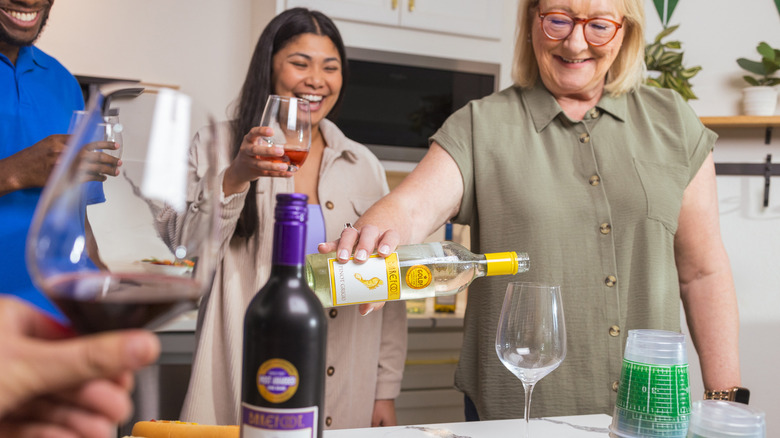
left=259, top=95, right=312, bottom=171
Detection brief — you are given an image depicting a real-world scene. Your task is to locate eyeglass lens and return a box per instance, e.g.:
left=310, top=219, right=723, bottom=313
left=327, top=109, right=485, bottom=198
left=542, top=13, right=619, bottom=46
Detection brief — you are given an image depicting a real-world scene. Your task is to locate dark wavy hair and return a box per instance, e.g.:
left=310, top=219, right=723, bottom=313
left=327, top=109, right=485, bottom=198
left=231, top=8, right=349, bottom=239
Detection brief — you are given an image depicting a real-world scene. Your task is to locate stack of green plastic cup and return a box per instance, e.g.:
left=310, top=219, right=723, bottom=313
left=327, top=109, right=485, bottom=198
left=610, top=329, right=690, bottom=438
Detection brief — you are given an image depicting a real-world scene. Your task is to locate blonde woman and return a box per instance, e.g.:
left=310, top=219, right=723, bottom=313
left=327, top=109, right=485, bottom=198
left=325, top=0, right=741, bottom=421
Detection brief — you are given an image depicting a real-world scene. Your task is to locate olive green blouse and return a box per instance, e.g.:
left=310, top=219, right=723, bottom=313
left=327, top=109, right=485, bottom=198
left=432, top=82, right=716, bottom=419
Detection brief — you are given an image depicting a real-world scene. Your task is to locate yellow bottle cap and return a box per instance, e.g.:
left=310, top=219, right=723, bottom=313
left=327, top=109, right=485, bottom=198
left=485, top=252, right=519, bottom=276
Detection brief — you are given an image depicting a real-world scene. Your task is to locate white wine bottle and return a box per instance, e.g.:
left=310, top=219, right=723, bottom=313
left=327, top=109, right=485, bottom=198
left=305, top=241, right=529, bottom=308
left=434, top=223, right=457, bottom=313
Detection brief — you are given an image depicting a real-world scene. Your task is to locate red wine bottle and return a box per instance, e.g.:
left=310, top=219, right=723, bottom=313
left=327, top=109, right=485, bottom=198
left=241, top=193, right=327, bottom=437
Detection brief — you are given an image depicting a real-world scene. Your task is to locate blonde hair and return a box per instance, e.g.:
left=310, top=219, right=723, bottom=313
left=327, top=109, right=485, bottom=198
left=511, top=0, right=646, bottom=96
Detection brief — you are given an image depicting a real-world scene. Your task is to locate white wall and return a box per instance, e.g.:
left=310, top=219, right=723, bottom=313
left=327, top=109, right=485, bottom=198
left=35, top=0, right=779, bottom=431
left=37, top=0, right=255, bottom=121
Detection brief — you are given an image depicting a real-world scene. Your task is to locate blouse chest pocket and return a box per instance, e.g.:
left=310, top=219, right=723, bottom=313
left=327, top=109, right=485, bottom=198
left=633, top=159, right=689, bottom=234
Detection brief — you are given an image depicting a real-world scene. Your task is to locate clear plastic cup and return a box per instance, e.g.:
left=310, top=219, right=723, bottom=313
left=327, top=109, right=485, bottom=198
left=687, top=400, right=765, bottom=438
left=611, top=408, right=690, bottom=438
left=624, top=329, right=687, bottom=365
left=610, top=330, right=690, bottom=438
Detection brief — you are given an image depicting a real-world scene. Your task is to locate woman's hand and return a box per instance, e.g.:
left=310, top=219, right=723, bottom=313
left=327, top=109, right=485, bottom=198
left=371, top=399, right=397, bottom=427
left=318, top=223, right=401, bottom=316
left=222, top=126, right=293, bottom=196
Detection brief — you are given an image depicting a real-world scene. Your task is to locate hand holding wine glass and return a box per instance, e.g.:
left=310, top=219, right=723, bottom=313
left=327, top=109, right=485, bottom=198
left=495, top=282, right=566, bottom=437
left=69, top=110, right=122, bottom=181
left=258, top=95, right=311, bottom=172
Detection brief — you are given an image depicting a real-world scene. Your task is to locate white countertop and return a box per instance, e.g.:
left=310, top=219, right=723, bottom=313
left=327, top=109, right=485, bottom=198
left=324, top=414, right=613, bottom=437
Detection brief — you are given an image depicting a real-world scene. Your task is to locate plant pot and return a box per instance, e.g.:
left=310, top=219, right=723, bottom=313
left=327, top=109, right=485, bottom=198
left=742, top=86, right=778, bottom=116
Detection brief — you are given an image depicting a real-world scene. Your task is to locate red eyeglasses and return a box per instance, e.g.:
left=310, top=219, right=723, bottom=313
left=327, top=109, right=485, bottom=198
left=539, top=11, right=623, bottom=47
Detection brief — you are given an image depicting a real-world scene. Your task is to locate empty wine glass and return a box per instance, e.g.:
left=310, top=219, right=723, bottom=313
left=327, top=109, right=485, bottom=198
left=259, top=95, right=311, bottom=171
left=69, top=110, right=122, bottom=159
left=495, top=282, right=567, bottom=436
left=101, top=109, right=124, bottom=159
left=26, top=85, right=222, bottom=334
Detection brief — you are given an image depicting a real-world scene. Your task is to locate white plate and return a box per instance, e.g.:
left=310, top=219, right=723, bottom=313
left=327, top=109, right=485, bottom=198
left=140, top=261, right=192, bottom=276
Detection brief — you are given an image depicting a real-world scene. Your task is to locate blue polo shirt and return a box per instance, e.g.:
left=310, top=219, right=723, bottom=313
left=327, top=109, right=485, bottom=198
left=0, top=45, right=90, bottom=319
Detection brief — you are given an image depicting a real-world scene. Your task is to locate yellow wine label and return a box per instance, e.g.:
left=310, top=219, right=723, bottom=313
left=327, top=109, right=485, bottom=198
left=327, top=253, right=401, bottom=305
left=385, top=253, right=401, bottom=300
left=256, top=359, right=299, bottom=404
left=405, top=265, right=432, bottom=289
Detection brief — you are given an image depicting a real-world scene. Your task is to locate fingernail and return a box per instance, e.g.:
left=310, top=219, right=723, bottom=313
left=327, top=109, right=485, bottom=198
left=361, top=306, right=374, bottom=316
left=378, top=245, right=390, bottom=255
left=338, top=249, right=350, bottom=260
left=355, top=249, right=368, bottom=261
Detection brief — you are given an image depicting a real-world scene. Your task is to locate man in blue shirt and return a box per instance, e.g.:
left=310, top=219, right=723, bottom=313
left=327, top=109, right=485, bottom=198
left=0, top=0, right=114, bottom=320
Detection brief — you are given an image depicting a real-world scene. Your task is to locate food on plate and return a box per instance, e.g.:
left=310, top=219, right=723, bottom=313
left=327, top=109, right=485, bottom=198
left=131, top=420, right=239, bottom=438
left=141, top=258, right=195, bottom=267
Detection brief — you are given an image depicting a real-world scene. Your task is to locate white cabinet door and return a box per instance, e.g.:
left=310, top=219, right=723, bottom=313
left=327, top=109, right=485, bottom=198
left=286, top=0, right=502, bottom=40
left=285, top=0, right=399, bottom=26
left=400, top=0, right=503, bottom=39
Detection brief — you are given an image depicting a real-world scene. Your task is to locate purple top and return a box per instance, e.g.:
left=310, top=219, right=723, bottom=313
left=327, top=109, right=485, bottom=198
left=305, top=204, right=326, bottom=256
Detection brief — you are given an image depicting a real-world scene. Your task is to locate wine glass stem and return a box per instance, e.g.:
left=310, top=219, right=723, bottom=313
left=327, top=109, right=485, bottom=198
left=522, top=381, right=535, bottom=431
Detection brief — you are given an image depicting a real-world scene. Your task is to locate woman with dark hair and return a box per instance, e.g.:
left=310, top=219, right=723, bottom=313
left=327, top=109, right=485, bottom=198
left=179, top=8, right=407, bottom=429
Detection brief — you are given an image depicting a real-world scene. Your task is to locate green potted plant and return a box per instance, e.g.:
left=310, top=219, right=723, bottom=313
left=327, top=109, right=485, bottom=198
left=644, top=25, right=702, bottom=101
left=736, top=41, right=780, bottom=115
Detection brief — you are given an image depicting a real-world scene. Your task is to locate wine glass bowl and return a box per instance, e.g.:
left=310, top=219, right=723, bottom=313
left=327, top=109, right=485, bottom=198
left=259, top=95, right=311, bottom=171
left=99, top=113, right=123, bottom=159
left=26, top=86, right=222, bottom=333
left=495, top=282, right=566, bottom=435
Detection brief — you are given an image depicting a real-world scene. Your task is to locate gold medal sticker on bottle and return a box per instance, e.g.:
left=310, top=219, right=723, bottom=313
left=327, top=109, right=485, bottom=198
left=405, top=265, right=432, bottom=289
left=256, top=358, right=299, bottom=403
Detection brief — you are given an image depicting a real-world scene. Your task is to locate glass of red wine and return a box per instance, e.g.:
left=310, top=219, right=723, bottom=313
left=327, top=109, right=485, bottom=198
left=259, top=95, right=311, bottom=171
left=26, top=85, right=222, bottom=334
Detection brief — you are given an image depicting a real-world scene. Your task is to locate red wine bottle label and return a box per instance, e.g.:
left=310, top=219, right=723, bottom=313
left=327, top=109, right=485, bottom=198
left=241, top=403, right=318, bottom=437
left=256, top=359, right=299, bottom=403
left=327, top=253, right=401, bottom=305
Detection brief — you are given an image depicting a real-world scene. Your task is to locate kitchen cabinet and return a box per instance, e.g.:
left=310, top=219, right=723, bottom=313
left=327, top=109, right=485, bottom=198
left=285, top=0, right=503, bottom=39
left=397, top=317, right=465, bottom=425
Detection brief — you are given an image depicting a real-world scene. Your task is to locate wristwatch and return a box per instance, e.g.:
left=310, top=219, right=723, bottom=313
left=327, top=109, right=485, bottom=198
left=703, top=386, right=750, bottom=404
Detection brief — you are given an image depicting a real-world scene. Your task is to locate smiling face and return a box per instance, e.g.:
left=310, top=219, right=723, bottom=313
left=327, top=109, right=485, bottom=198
left=0, top=0, right=53, bottom=60
left=532, top=0, right=624, bottom=102
left=271, top=33, right=343, bottom=129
